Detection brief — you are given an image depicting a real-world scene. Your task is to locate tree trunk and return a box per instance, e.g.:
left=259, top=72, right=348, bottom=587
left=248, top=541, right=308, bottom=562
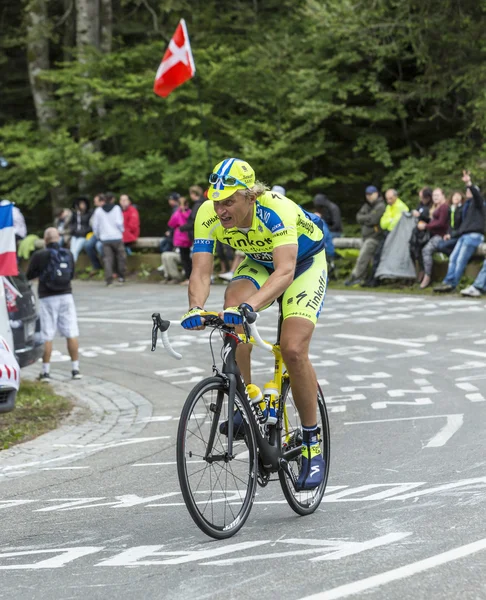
left=26, top=0, right=67, bottom=215
left=76, top=0, right=100, bottom=55
left=100, top=0, right=112, bottom=54
left=26, top=0, right=56, bottom=127
left=62, top=0, right=76, bottom=62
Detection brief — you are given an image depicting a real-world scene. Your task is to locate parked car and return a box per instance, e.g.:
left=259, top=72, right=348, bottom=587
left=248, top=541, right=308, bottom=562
left=0, top=284, right=20, bottom=413
left=3, top=274, right=43, bottom=368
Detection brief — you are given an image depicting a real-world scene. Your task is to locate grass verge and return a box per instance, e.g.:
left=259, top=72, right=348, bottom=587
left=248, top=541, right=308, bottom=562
left=0, top=380, right=72, bottom=450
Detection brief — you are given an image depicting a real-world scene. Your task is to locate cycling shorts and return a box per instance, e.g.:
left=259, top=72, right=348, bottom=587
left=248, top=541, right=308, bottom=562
left=232, top=249, right=327, bottom=324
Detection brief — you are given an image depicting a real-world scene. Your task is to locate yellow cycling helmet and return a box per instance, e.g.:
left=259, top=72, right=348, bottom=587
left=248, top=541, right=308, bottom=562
left=208, top=158, right=255, bottom=201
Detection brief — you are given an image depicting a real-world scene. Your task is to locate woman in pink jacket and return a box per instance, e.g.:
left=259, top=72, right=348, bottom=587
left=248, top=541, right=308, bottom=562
left=167, top=197, right=192, bottom=283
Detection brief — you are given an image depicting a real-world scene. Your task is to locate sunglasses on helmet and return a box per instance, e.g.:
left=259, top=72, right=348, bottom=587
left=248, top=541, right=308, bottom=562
left=208, top=173, right=249, bottom=188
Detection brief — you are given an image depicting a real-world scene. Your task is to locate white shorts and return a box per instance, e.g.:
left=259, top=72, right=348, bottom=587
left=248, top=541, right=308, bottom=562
left=39, top=294, right=79, bottom=342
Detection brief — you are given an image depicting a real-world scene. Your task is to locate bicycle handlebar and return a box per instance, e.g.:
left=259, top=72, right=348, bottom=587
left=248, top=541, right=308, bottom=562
left=151, top=313, right=183, bottom=360
left=151, top=309, right=274, bottom=359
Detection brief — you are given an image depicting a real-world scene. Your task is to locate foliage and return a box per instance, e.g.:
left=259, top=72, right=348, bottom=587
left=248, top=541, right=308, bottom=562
left=1, top=0, right=486, bottom=233
left=0, top=380, right=72, bottom=449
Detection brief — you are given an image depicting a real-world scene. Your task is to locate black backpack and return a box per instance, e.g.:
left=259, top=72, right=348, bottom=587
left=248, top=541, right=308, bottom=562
left=40, top=247, right=73, bottom=291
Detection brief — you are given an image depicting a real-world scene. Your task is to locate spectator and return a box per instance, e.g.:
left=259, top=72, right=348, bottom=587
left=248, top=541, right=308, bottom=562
left=313, top=205, right=336, bottom=259
left=92, top=191, right=126, bottom=286
left=419, top=188, right=450, bottom=289
left=312, top=193, right=342, bottom=238
left=157, top=192, right=180, bottom=274
left=54, top=208, right=73, bottom=248
left=218, top=249, right=245, bottom=282
left=179, top=185, right=205, bottom=242
left=271, top=185, right=286, bottom=195
left=461, top=258, right=486, bottom=297
left=363, top=188, right=409, bottom=287
left=167, top=196, right=192, bottom=284
left=434, top=171, right=485, bottom=292
left=216, top=242, right=235, bottom=280
left=69, top=196, right=92, bottom=263
left=345, top=185, right=386, bottom=286
left=26, top=227, right=81, bottom=381
left=84, top=194, right=104, bottom=274
left=120, top=194, right=140, bottom=255
left=412, top=187, right=433, bottom=221
left=435, top=191, right=464, bottom=257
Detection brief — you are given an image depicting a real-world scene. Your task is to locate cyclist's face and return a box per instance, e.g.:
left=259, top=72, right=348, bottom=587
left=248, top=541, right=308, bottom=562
left=213, top=191, right=255, bottom=228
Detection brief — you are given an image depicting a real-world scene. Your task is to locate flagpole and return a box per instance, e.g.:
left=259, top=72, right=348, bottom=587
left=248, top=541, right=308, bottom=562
left=194, top=74, right=212, bottom=172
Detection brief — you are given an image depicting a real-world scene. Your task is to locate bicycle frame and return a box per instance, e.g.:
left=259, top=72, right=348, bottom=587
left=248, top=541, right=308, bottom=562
left=215, top=311, right=300, bottom=479
left=151, top=305, right=302, bottom=485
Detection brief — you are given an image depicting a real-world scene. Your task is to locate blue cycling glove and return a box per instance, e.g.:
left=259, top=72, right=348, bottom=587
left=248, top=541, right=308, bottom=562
left=223, top=303, right=254, bottom=326
left=181, top=307, right=204, bottom=330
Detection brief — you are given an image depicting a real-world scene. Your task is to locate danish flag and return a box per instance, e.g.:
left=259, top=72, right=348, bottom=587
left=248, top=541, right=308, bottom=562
left=153, top=19, right=196, bottom=98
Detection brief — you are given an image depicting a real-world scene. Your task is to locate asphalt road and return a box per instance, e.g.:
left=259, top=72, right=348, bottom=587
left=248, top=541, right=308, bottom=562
left=1, top=281, right=486, bottom=600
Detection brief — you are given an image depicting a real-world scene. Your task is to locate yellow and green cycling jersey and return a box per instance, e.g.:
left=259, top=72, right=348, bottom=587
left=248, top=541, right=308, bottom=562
left=193, top=190, right=327, bottom=268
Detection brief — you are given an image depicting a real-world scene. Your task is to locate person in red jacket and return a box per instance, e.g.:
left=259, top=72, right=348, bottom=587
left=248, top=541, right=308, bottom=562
left=120, top=194, right=140, bottom=255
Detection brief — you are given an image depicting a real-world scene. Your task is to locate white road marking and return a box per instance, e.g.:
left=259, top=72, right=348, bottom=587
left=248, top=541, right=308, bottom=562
left=466, top=393, right=485, bottom=402
left=346, top=372, right=392, bottom=381
left=203, top=533, right=411, bottom=566
left=326, top=394, right=366, bottom=404
left=448, top=360, right=486, bottom=370
left=387, top=477, right=486, bottom=501
left=296, top=537, right=486, bottom=600
left=78, top=317, right=150, bottom=325
left=345, top=414, right=464, bottom=448
left=154, top=366, right=204, bottom=377
left=387, top=379, right=438, bottom=397
left=96, top=541, right=269, bottom=567
left=322, top=484, right=425, bottom=503
left=333, top=334, right=423, bottom=348
left=371, top=398, right=433, bottom=410
left=341, top=383, right=387, bottom=392
left=452, top=348, right=486, bottom=358
left=42, top=467, right=90, bottom=471
left=455, top=382, right=479, bottom=392
left=0, top=548, right=104, bottom=570
left=386, top=349, right=428, bottom=359
left=350, top=356, right=375, bottom=363
left=410, top=367, right=433, bottom=375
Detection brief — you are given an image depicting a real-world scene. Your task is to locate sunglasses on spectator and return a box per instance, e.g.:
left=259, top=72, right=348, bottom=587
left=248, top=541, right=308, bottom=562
left=208, top=173, right=249, bottom=188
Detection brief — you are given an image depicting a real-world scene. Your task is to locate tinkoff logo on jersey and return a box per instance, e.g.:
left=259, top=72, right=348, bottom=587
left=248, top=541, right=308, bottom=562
left=305, top=273, right=327, bottom=311
left=202, top=215, right=219, bottom=228
left=297, top=215, right=315, bottom=235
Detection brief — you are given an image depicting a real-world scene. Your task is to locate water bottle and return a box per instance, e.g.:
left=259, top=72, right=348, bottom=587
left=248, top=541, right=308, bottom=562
left=246, top=384, right=267, bottom=424
left=263, top=380, right=278, bottom=425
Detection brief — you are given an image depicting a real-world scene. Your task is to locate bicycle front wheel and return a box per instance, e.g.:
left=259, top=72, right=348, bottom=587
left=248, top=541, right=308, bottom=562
left=176, top=377, right=258, bottom=539
left=278, top=379, right=330, bottom=515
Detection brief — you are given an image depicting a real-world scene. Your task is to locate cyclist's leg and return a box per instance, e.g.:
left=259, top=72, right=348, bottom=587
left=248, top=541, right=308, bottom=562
left=224, top=257, right=271, bottom=384
left=280, top=249, right=327, bottom=489
left=280, top=318, right=317, bottom=426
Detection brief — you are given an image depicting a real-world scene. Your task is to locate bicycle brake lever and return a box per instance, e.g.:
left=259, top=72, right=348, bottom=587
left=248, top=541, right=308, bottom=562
left=151, top=313, right=161, bottom=351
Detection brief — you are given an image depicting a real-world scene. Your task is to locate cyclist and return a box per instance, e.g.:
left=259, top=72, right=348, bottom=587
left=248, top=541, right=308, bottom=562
left=181, top=158, right=327, bottom=490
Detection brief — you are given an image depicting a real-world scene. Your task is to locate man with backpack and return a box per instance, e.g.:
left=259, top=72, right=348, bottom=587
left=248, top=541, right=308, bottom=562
left=26, top=227, right=81, bottom=381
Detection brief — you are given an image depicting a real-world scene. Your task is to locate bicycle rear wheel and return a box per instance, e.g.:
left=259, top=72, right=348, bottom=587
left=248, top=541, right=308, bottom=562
left=177, top=377, right=258, bottom=539
left=278, top=379, right=330, bottom=515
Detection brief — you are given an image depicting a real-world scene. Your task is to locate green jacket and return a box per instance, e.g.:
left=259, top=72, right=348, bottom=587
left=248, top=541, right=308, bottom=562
left=356, top=197, right=386, bottom=240
left=379, top=198, right=409, bottom=232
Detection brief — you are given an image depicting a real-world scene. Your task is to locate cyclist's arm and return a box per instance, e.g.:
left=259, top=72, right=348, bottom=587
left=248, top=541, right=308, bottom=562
left=188, top=252, right=213, bottom=309
left=245, top=244, right=297, bottom=311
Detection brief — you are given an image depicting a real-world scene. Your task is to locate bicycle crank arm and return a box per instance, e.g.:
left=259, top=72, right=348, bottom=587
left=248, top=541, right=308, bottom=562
left=279, top=458, right=298, bottom=489
left=281, top=446, right=301, bottom=462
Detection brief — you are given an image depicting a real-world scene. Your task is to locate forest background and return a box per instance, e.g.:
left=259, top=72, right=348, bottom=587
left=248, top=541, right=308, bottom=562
left=1, top=0, right=486, bottom=235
